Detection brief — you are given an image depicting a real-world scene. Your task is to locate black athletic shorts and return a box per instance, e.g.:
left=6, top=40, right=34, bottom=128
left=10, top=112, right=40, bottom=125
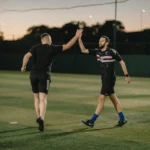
left=100, top=80, right=115, bottom=96
left=30, top=72, right=51, bottom=94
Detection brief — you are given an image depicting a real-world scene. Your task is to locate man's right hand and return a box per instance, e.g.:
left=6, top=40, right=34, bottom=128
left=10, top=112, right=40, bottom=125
left=21, top=66, right=26, bottom=72
left=125, top=76, right=131, bottom=84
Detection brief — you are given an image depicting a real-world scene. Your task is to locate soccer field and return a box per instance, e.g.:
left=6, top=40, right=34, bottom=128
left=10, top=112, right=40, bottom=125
left=0, top=71, right=150, bottom=150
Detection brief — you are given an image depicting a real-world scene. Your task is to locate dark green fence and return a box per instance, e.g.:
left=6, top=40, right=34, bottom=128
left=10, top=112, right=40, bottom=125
left=0, top=52, right=150, bottom=77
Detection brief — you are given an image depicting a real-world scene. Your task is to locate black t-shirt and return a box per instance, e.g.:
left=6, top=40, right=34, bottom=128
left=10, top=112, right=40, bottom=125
left=29, top=44, right=62, bottom=73
left=88, top=48, right=122, bottom=81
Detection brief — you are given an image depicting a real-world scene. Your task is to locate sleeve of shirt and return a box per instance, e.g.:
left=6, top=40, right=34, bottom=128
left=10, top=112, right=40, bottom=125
left=88, top=49, right=98, bottom=56
left=112, top=49, right=122, bottom=62
left=52, top=45, right=63, bottom=56
left=29, top=45, right=36, bottom=55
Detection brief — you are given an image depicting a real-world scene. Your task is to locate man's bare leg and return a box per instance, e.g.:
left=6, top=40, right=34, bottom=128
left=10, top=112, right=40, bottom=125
left=39, top=92, right=47, bottom=120
left=82, top=94, right=106, bottom=127
left=109, top=93, right=127, bottom=126
left=36, top=92, right=47, bottom=132
left=43, top=95, right=47, bottom=119
left=33, top=93, right=40, bottom=118
left=95, top=94, right=106, bottom=115
left=109, top=93, right=122, bottom=113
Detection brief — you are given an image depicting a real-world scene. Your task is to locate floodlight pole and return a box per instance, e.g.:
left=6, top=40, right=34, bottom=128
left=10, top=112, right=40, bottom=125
left=113, top=0, right=117, bottom=49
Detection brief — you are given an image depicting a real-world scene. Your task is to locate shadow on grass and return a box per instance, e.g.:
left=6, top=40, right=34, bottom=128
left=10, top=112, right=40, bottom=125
left=0, top=127, right=41, bottom=138
left=84, top=126, right=119, bottom=132
left=39, top=125, right=117, bottom=140
left=45, top=121, right=80, bottom=127
left=0, top=122, right=118, bottom=139
left=0, top=127, right=37, bottom=134
left=42, top=127, right=88, bottom=138
left=0, top=127, right=88, bottom=139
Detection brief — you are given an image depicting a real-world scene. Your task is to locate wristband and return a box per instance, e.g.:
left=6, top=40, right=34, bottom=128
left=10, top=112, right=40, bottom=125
left=125, top=74, right=129, bottom=77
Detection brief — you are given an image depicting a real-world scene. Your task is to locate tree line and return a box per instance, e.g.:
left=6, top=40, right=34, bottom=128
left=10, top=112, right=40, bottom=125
left=0, top=20, right=150, bottom=54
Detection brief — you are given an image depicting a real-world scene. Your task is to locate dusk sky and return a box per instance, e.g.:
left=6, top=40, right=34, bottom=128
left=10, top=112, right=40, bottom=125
left=0, top=0, right=149, bottom=40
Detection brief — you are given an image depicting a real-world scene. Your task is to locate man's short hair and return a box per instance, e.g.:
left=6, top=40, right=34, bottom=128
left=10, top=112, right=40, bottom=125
left=101, top=35, right=110, bottom=43
left=40, top=33, right=49, bottom=39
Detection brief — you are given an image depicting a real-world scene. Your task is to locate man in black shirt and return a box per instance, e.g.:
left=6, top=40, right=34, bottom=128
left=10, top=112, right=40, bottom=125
left=21, top=29, right=82, bottom=132
left=78, top=34, right=131, bottom=127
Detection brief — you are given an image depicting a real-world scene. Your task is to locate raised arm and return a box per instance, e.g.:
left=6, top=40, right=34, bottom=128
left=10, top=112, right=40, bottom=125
left=78, top=33, right=89, bottom=54
left=62, top=29, right=83, bottom=51
left=119, top=60, right=131, bottom=84
left=21, top=52, right=32, bottom=72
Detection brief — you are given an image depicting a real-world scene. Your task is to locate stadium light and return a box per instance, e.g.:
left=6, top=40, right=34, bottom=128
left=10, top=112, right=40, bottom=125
left=88, top=15, right=93, bottom=19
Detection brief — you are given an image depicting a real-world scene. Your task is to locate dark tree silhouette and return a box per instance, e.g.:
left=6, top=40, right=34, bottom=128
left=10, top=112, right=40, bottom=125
left=0, top=31, right=4, bottom=41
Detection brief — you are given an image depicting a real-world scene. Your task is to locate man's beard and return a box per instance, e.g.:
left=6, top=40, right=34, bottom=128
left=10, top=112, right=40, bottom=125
left=99, top=44, right=105, bottom=49
left=99, top=42, right=106, bottom=49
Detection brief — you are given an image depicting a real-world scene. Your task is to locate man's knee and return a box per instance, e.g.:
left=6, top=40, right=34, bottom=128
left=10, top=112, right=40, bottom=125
left=39, top=92, right=47, bottom=101
left=110, top=94, right=120, bottom=103
left=98, top=95, right=105, bottom=102
left=34, top=93, right=39, bottom=100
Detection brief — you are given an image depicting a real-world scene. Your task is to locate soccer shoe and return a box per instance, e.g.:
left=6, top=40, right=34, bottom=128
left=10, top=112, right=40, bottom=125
left=36, top=117, right=44, bottom=132
left=81, top=119, right=94, bottom=128
left=36, top=117, right=40, bottom=123
left=116, top=118, right=128, bottom=127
